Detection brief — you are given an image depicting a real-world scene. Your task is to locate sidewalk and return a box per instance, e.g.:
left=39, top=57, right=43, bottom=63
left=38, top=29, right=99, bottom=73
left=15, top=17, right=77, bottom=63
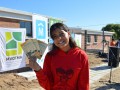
left=17, top=63, right=120, bottom=83
left=90, top=63, right=120, bottom=84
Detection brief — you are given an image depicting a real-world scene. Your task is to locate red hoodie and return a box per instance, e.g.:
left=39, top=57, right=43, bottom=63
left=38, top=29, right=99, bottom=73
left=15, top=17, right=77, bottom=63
left=35, top=47, right=89, bottom=90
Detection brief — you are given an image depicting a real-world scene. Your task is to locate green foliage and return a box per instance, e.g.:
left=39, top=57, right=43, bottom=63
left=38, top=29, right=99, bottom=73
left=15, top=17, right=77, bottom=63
left=102, top=24, right=120, bottom=39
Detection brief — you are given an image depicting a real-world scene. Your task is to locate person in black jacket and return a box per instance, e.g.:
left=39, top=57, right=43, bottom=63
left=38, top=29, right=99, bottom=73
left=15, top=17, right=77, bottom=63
left=116, top=38, right=120, bottom=48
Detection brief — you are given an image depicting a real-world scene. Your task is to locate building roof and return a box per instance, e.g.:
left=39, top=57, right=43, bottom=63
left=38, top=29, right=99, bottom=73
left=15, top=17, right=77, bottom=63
left=0, top=7, right=63, bottom=21
left=69, top=27, right=114, bottom=36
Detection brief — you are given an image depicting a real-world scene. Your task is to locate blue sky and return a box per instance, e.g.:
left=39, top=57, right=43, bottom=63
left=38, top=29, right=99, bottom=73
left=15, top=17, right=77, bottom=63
left=0, top=0, right=120, bottom=30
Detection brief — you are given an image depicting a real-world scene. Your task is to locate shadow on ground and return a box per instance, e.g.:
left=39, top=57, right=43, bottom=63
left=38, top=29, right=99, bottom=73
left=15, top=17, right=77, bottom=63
left=95, top=81, right=120, bottom=90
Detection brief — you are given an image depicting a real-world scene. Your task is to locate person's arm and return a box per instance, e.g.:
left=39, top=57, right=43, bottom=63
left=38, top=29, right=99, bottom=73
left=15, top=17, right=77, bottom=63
left=77, top=51, right=89, bottom=90
left=35, top=54, right=54, bottom=90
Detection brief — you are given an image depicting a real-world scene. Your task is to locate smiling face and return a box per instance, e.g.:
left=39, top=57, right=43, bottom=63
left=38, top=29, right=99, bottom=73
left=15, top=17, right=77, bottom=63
left=52, top=29, right=71, bottom=52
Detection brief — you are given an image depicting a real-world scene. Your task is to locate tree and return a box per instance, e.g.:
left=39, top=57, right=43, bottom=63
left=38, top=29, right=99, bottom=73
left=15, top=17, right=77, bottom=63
left=102, top=24, right=120, bottom=39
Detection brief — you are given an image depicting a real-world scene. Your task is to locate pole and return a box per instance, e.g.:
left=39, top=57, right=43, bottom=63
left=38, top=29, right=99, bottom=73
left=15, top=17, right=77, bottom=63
left=84, top=30, right=87, bottom=52
left=103, top=29, right=105, bottom=53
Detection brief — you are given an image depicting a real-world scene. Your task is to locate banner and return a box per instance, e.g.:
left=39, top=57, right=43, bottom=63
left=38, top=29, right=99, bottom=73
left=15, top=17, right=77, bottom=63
left=32, top=14, right=48, bottom=43
left=49, top=18, right=63, bottom=43
left=0, top=28, right=26, bottom=72
left=49, top=18, right=63, bottom=27
left=75, top=34, right=82, bottom=48
left=32, top=14, right=48, bottom=68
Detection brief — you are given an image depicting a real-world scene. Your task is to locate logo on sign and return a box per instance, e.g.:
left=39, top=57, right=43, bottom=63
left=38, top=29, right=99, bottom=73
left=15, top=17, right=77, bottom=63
left=36, top=20, right=46, bottom=39
left=5, top=32, right=22, bottom=56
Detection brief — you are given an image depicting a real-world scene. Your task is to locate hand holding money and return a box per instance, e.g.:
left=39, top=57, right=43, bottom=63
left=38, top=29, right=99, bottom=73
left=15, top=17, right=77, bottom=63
left=28, top=56, right=41, bottom=71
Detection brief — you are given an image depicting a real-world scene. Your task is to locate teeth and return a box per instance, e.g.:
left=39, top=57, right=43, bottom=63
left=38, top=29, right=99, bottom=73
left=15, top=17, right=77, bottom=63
left=59, top=41, right=63, bottom=44
left=59, top=41, right=65, bottom=45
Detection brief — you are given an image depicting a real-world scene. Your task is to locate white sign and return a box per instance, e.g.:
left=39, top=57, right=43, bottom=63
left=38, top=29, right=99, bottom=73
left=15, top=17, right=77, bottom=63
left=32, top=14, right=49, bottom=68
left=0, top=28, right=26, bottom=72
left=32, top=14, right=48, bottom=43
left=75, top=34, right=82, bottom=48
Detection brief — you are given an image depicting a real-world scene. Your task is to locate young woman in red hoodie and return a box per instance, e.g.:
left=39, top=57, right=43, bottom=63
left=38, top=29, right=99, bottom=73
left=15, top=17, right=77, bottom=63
left=29, top=23, right=89, bottom=90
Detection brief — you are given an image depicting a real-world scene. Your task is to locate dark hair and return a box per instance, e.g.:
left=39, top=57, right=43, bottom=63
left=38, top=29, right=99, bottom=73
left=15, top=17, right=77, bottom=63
left=50, top=23, right=77, bottom=51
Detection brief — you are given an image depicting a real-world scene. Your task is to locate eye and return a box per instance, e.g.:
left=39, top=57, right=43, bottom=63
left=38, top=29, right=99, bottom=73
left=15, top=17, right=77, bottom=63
left=52, top=35, right=57, bottom=40
left=59, top=33, right=65, bottom=37
left=52, top=32, right=65, bottom=40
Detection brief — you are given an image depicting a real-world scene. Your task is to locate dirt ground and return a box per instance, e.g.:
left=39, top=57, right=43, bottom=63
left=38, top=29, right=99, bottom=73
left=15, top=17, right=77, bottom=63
left=0, top=51, right=120, bottom=90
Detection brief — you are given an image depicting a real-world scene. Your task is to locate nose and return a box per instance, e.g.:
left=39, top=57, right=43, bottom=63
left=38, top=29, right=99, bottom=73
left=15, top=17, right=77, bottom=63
left=56, top=35, right=62, bottom=40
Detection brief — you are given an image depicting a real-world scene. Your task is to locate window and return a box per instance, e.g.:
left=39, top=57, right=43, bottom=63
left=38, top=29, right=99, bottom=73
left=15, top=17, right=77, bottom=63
left=20, top=21, right=32, bottom=37
left=87, top=35, right=91, bottom=43
left=94, top=35, right=97, bottom=42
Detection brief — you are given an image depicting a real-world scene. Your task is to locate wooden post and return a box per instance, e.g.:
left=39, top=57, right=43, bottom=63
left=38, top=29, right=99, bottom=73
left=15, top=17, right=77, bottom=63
left=84, top=30, right=87, bottom=52
left=103, top=29, right=105, bottom=53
